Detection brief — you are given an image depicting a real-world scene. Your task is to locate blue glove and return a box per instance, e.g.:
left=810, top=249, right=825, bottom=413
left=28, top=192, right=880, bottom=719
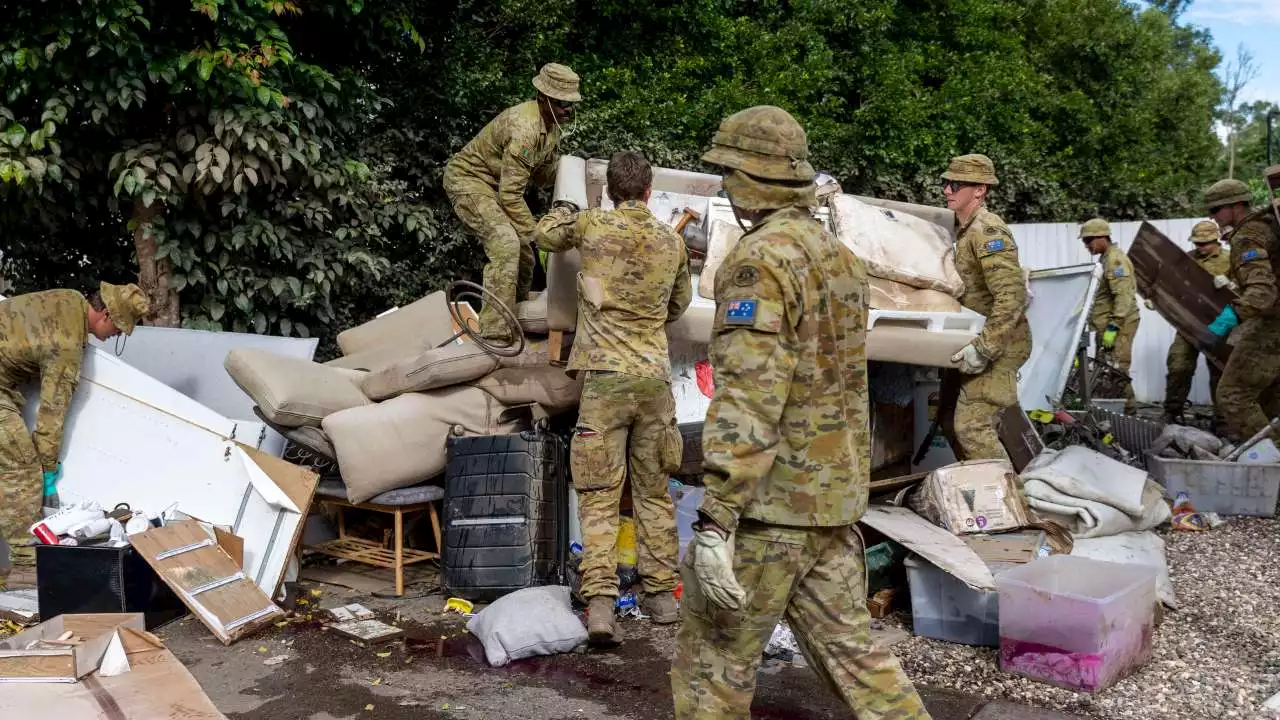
left=1101, top=324, right=1118, bottom=350
left=1208, top=305, right=1239, bottom=337
left=42, top=464, right=61, bottom=496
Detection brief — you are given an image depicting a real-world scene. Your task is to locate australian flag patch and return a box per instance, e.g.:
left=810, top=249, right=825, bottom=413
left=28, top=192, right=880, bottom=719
left=724, top=299, right=758, bottom=326
left=1243, top=249, right=1263, bottom=262
left=1113, top=266, right=1127, bottom=277
left=984, top=239, right=1005, bottom=252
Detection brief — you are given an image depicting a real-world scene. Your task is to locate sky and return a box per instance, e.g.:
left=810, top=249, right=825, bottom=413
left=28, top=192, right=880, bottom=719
left=1184, top=0, right=1280, bottom=105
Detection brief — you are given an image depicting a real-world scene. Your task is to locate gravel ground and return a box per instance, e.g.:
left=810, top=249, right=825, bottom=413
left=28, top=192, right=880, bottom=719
left=891, top=518, right=1280, bottom=719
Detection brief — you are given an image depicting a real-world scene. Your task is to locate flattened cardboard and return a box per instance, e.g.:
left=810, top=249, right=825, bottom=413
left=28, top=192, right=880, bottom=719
left=130, top=520, right=283, bottom=645
left=0, top=613, right=144, bottom=683
left=859, top=505, right=996, bottom=591
left=963, top=530, right=1045, bottom=565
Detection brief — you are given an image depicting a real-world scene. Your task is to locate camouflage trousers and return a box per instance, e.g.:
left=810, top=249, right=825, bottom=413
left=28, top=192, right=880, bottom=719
left=672, top=522, right=928, bottom=720
left=1095, top=315, right=1140, bottom=414
left=1216, top=317, right=1280, bottom=442
left=1164, top=333, right=1222, bottom=419
left=572, top=371, right=683, bottom=599
left=0, top=387, right=41, bottom=569
left=447, top=190, right=534, bottom=340
left=953, top=342, right=1030, bottom=462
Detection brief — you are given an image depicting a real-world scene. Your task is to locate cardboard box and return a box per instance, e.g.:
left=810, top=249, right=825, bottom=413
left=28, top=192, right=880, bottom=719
left=918, top=459, right=1031, bottom=534
left=0, top=613, right=144, bottom=683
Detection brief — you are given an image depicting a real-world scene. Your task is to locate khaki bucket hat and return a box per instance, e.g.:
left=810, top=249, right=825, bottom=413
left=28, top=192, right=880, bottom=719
left=941, top=154, right=999, bottom=186
left=532, top=63, right=581, bottom=103
left=100, top=282, right=150, bottom=335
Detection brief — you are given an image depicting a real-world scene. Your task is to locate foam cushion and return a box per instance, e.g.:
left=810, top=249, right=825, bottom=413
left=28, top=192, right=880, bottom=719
left=361, top=342, right=500, bottom=401
left=470, top=366, right=583, bottom=410
left=225, top=348, right=370, bottom=427
left=335, top=290, right=456, bottom=356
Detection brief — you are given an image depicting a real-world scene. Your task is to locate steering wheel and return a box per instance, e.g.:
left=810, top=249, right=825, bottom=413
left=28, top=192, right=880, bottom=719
left=441, top=280, right=526, bottom=358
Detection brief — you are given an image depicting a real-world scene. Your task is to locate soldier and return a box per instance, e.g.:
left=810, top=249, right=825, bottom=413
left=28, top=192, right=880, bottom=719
left=533, top=151, right=691, bottom=645
left=942, top=154, right=1031, bottom=461
left=1, top=282, right=149, bottom=578
left=1205, top=169, right=1280, bottom=442
left=444, top=63, right=581, bottom=341
left=1081, top=218, right=1141, bottom=414
left=1161, top=220, right=1231, bottom=424
left=671, top=106, right=929, bottom=719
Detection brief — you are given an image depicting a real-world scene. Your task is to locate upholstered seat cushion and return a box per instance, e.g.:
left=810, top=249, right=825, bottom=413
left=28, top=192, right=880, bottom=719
left=315, top=478, right=444, bottom=505
left=225, top=348, right=370, bottom=427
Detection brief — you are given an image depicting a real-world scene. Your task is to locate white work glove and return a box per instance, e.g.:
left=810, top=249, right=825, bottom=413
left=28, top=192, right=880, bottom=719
left=691, top=528, right=746, bottom=610
left=1213, top=275, right=1238, bottom=291
left=1143, top=298, right=1156, bottom=311
left=949, top=342, right=989, bottom=375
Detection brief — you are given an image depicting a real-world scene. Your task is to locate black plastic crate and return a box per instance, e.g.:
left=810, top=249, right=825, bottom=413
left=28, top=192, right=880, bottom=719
left=36, top=544, right=187, bottom=630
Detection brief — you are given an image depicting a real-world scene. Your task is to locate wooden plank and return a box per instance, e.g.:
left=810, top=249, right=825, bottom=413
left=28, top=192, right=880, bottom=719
left=130, top=520, right=282, bottom=645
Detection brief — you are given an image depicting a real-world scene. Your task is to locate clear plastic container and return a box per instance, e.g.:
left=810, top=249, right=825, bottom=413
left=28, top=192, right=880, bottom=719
left=905, top=555, right=1014, bottom=646
left=997, top=555, right=1156, bottom=692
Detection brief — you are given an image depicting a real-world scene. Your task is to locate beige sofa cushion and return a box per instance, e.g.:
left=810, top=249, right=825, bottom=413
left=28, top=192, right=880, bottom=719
left=516, top=293, right=550, bottom=336
left=324, top=342, right=420, bottom=373
left=335, top=290, right=456, bottom=356
left=544, top=249, right=581, bottom=332
left=323, top=386, right=527, bottom=504
left=869, top=277, right=963, bottom=313
left=225, top=348, right=370, bottom=427
left=470, top=367, right=583, bottom=410
left=361, top=342, right=500, bottom=401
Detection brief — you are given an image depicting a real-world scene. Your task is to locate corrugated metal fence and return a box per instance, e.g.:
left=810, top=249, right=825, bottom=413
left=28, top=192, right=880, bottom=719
left=1008, top=218, right=1212, bottom=404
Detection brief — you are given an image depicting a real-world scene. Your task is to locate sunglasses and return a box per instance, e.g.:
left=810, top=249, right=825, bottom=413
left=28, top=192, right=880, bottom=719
left=549, top=98, right=576, bottom=111
left=941, top=180, right=976, bottom=192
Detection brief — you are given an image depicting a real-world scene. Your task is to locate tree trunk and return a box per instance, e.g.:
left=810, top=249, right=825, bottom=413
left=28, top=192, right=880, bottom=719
left=132, top=202, right=180, bottom=327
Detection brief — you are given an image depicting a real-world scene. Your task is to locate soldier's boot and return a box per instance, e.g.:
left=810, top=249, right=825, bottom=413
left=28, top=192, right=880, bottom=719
left=587, top=596, right=621, bottom=647
left=642, top=592, right=679, bottom=624
left=1162, top=409, right=1183, bottom=426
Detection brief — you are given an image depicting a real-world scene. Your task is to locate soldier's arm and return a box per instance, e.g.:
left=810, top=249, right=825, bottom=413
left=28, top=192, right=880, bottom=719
left=532, top=205, right=582, bottom=253
left=1108, top=258, right=1138, bottom=321
left=497, top=134, right=539, bottom=237
left=1231, top=224, right=1278, bottom=320
left=33, top=341, right=84, bottom=471
left=698, top=249, right=801, bottom=533
left=666, top=243, right=692, bottom=322
left=972, top=231, right=1027, bottom=360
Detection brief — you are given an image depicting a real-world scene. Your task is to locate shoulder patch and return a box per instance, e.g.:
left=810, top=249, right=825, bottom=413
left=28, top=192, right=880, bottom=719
left=984, top=225, right=1004, bottom=236
left=1112, top=266, right=1127, bottom=278
left=1242, top=248, right=1269, bottom=263
left=732, top=265, right=760, bottom=287
left=984, top=238, right=1006, bottom=253
left=723, top=299, right=758, bottom=326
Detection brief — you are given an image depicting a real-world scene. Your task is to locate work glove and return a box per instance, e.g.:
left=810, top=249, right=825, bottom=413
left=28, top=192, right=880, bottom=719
left=42, top=464, right=61, bottom=496
left=551, top=199, right=580, bottom=213
left=1143, top=298, right=1156, bottom=311
left=1208, top=305, right=1239, bottom=338
left=949, top=342, right=989, bottom=375
left=1101, top=324, right=1119, bottom=350
left=690, top=527, right=746, bottom=610
left=1213, top=275, right=1238, bottom=292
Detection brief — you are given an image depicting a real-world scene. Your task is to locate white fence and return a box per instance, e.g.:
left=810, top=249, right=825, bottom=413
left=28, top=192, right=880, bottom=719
left=1008, top=217, right=1212, bottom=405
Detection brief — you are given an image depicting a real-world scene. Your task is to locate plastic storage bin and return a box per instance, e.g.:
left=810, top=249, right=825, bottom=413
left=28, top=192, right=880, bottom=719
left=997, top=555, right=1156, bottom=692
left=1147, top=453, right=1280, bottom=516
left=905, top=555, right=1013, bottom=646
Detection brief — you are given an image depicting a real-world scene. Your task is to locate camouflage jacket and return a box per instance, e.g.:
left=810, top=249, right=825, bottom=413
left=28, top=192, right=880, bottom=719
left=1090, top=243, right=1138, bottom=329
left=533, top=200, right=691, bottom=382
left=954, top=206, right=1031, bottom=359
left=1190, top=246, right=1231, bottom=276
left=1227, top=209, right=1280, bottom=321
left=698, top=206, right=870, bottom=532
left=0, top=289, right=89, bottom=470
left=443, top=100, right=560, bottom=236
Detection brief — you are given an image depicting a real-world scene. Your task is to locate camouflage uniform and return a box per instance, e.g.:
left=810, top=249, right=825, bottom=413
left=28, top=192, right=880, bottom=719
left=534, top=200, right=692, bottom=601
left=1216, top=208, right=1280, bottom=440
left=443, top=64, right=580, bottom=339
left=673, top=106, right=927, bottom=720
left=951, top=201, right=1031, bottom=462
left=0, top=283, right=148, bottom=570
left=1165, top=237, right=1230, bottom=419
left=1089, top=241, right=1140, bottom=411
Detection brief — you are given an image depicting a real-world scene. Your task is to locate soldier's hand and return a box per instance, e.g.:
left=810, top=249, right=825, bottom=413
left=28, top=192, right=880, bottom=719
left=551, top=199, right=580, bottom=214
left=1101, top=324, right=1118, bottom=350
left=1143, top=298, right=1156, bottom=311
left=1212, top=275, right=1239, bottom=292
left=949, top=343, right=989, bottom=375
left=691, top=528, right=746, bottom=610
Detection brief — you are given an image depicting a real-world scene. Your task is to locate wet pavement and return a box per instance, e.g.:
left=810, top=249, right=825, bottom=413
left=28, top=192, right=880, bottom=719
left=157, top=581, right=1081, bottom=720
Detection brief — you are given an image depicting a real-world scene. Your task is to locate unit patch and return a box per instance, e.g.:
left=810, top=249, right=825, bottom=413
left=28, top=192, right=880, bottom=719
left=724, top=299, right=758, bottom=326
left=733, top=265, right=761, bottom=287
left=984, top=226, right=1004, bottom=236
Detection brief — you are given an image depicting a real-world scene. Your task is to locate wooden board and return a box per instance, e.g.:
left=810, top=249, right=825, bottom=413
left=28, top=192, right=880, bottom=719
left=1130, top=221, right=1235, bottom=369
left=130, top=520, right=283, bottom=645
left=963, top=531, right=1044, bottom=565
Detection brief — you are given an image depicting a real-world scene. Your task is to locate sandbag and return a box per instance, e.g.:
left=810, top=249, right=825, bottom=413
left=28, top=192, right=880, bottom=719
left=470, top=366, right=584, bottom=410
left=697, top=219, right=745, bottom=299
left=335, top=290, right=455, bottom=356
left=869, top=277, right=963, bottom=313
left=323, top=386, right=527, bottom=504
left=224, top=348, right=370, bottom=428
left=361, top=342, right=499, bottom=401
left=830, top=193, right=963, bottom=297
left=467, top=585, right=587, bottom=667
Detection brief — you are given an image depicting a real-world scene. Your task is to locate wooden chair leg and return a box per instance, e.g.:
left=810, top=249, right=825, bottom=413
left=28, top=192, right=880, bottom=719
left=394, top=508, right=404, bottom=597
left=548, top=330, right=564, bottom=365
left=337, top=504, right=346, bottom=540
left=429, top=502, right=442, bottom=558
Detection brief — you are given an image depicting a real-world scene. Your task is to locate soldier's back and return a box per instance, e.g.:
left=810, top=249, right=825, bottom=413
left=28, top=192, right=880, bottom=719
left=0, top=289, right=86, bottom=378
